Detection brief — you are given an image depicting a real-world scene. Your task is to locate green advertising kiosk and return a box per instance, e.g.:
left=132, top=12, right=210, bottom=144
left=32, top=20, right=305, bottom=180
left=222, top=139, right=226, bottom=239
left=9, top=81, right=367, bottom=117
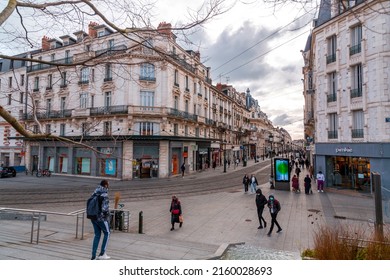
left=274, top=158, right=290, bottom=191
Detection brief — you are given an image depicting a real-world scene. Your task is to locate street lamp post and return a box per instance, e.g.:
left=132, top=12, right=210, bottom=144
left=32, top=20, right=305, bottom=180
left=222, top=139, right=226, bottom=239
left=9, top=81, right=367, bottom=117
left=269, top=134, right=274, bottom=189
left=223, top=143, right=227, bottom=173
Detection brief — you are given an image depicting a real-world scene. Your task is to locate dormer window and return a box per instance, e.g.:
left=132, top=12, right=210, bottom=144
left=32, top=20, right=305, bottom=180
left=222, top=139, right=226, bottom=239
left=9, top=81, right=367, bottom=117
left=98, top=30, right=105, bottom=37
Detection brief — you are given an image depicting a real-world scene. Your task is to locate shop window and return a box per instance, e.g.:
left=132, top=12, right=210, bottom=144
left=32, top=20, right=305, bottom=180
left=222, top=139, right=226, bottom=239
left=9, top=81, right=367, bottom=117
left=75, top=157, right=91, bottom=175
left=59, top=157, right=68, bottom=173
left=100, top=158, right=117, bottom=176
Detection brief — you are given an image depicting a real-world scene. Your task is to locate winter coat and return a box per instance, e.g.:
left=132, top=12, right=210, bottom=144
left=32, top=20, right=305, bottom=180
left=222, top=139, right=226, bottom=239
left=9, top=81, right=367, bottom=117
left=292, top=176, right=299, bottom=189
left=92, top=185, right=110, bottom=222
left=255, top=193, right=268, bottom=209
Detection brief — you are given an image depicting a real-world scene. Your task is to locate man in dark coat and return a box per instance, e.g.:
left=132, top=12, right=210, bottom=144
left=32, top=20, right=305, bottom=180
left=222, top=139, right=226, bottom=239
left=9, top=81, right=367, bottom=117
left=255, top=189, right=268, bottom=229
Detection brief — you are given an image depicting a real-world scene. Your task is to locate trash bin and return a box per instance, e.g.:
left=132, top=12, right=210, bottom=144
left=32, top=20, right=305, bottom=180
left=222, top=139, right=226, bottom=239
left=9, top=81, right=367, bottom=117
left=110, top=211, right=124, bottom=231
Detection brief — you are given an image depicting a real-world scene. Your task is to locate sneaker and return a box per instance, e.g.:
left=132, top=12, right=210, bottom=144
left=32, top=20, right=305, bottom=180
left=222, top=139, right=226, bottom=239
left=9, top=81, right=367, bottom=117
left=277, top=229, right=283, bottom=233
left=258, top=225, right=263, bottom=229
left=97, top=253, right=110, bottom=260
left=317, top=190, right=320, bottom=192
left=321, top=190, right=324, bottom=192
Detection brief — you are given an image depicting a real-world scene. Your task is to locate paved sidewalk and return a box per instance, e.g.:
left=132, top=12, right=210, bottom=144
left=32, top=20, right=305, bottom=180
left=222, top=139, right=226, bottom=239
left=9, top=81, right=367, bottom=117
left=0, top=159, right=380, bottom=260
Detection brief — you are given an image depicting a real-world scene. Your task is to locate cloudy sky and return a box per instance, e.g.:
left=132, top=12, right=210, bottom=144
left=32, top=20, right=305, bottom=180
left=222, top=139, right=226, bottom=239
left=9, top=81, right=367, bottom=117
left=155, top=0, right=319, bottom=140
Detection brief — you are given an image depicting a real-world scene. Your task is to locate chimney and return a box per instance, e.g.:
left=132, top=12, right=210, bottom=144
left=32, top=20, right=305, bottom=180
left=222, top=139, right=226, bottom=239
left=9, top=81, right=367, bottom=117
left=88, top=22, right=98, bottom=38
left=157, top=22, right=172, bottom=37
left=42, top=36, right=51, bottom=51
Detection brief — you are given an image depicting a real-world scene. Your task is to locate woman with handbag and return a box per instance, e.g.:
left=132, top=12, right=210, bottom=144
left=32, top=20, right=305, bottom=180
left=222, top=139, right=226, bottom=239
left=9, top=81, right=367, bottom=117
left=169, top=195, right=182, bottom=231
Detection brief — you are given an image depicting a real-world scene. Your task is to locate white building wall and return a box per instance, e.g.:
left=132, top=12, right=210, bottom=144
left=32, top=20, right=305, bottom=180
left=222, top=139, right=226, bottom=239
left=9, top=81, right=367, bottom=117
left=314, top=0, right=390, bottom=144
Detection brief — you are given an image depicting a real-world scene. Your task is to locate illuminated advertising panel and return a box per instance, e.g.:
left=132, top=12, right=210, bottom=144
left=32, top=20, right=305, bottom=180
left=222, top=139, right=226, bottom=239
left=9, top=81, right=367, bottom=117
left=275, top=158, right=289, bottom=182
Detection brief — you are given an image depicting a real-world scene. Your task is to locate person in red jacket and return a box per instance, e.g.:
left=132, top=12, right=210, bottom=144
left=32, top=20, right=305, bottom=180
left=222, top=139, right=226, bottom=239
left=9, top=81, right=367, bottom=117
left=291, top=174, right=300, bottom=193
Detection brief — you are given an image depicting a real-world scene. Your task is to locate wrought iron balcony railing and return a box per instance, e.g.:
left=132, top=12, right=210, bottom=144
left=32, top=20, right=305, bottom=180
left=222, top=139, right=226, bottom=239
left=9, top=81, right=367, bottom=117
left=328, top=130, right=338, bottom=139
left=352, top=129, right=364, bottom=138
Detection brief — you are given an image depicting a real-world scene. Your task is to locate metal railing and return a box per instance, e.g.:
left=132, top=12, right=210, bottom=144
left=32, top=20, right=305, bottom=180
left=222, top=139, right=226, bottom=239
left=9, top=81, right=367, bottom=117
left=0, top=207, right=129, bottom=244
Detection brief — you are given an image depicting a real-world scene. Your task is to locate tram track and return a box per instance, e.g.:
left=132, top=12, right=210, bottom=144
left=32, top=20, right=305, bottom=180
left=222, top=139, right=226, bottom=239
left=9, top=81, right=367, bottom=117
left=0, top=161, right=271, bottom=207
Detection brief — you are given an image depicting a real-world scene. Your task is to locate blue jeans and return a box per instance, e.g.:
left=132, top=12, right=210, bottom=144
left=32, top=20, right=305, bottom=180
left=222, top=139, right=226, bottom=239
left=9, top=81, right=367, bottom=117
left=91, top=219, right=110, bottom=259
left=250, top=183, right=257, bottom=193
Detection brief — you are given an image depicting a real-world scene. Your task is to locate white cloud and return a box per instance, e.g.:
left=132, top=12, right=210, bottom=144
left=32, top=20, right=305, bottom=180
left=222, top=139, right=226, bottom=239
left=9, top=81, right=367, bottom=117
left=167, top=0, right=317, bottom=140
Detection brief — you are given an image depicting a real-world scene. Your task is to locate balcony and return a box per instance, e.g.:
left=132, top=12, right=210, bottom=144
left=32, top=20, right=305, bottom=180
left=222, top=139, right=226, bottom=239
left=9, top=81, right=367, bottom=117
left=167, top=108, right=197, bottom=121
left=327, top=94, right=337, bottom=103
left=103, top=77, right=113, bottom=82
left=95, top=45, right=127, bottom=57
left=352, top=129, right=364, bottom=138
left=90, top=105, right=128, bottom=116
left=206, top=118, right=216, bottom=126
left=139, top=76, right=156, bottom=82
left=27, top=57, right=74, bottom=73
left=349, top=44, right=361, bottom=56
left=350, top=87, right=363, bottom=98
left=22, top=109, right=72, bottom=120
left=328, top=130, right=338, bottom=139
left=169, top=53, right=195, bottom=74
left=326, top=53, right=336, bottom=64
left=78, top=80, right=89, bottom=85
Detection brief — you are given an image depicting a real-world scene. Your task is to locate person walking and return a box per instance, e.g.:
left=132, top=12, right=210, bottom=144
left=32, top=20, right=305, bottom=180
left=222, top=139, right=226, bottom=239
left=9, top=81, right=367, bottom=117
left=90, top=180, right=111, bottom=260
left=266, top=194, right=282, bottom=236
left=304, top=174, right=312, bottom=194
left=250, top=174, right=258, bottom=194
left=295, top=166, right=301, bottom=178
left=291, top=174, right=300, bottom=193
left=169, top=195, right=182, bottom=231
left=181, top=162, right=185, bottom=177
left=316, top=171, right=325, bottom=192
left=242, top=174, right=250, bottom=193
left=255, top=189, right=268, bottom=229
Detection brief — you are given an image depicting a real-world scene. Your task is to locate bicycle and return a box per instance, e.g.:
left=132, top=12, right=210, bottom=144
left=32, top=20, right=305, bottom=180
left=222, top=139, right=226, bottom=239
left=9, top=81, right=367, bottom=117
left=36, top=169, right=52, bottom=177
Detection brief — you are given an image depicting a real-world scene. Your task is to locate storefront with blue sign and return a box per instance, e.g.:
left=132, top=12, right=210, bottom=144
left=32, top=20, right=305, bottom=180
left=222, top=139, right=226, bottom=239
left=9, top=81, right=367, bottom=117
left=314, top=143, right=390, bottom=193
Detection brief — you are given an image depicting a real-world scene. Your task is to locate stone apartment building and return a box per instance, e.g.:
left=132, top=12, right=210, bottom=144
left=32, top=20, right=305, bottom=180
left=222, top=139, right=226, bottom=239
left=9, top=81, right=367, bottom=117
left=1, top=21, right=281, bottom=179
left=0, top=52, right=32, bottom=168
left=303, top=0, right=390, bottom=192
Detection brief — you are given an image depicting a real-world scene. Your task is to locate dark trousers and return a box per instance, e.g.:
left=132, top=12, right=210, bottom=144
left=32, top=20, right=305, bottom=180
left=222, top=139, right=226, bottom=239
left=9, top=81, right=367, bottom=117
left=257, top=207, right=266, bottom=227
left=244, top=183, right=249, bottom=192
left=268, top=212, right=281, bottom=233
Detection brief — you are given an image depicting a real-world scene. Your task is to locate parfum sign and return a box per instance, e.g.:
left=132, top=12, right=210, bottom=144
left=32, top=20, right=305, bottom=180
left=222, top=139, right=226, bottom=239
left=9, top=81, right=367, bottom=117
left=336, top=147, right=353, bottom=153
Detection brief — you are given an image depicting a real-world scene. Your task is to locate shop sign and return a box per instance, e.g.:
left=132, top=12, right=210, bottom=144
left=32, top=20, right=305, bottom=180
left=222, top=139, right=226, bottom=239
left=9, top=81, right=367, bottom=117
left=199, top=148, right=208, bottom=155
left=211, top=143, right=220, bottom=148
left=336, top=147, right=352, bottom=153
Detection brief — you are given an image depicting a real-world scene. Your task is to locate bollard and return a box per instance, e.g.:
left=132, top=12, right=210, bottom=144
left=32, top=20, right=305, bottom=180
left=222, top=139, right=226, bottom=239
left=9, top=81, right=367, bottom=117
left=138, top=211, right=143, bottom=234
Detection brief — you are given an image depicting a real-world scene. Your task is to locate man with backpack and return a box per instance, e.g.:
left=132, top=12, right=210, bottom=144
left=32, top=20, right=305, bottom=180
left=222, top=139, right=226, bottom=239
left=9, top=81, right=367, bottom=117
left=87, top=179, right=111, bottom=260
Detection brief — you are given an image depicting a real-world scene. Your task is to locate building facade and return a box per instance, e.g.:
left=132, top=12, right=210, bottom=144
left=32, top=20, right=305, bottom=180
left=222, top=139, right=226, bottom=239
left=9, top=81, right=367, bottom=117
left=0, top=53, right=31, bottom=168
left=1, top=21, right=286, bottom=179
left=304, top=0, right=390, bottom=192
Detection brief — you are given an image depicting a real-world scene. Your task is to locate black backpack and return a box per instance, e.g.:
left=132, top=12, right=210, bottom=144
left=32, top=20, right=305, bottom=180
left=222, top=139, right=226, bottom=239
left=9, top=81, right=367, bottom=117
left=86, top=194, right=102, bottom=220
